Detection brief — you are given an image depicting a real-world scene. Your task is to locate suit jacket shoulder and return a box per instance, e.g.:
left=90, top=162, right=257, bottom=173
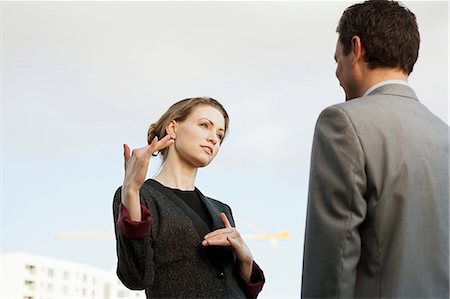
left=303, top=83, right=449, bottom=298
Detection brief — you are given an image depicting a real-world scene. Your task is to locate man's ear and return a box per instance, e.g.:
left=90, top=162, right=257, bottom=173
left=351, top=35, right=363, bottom=65
left=166, top=120, right=177, bottom=139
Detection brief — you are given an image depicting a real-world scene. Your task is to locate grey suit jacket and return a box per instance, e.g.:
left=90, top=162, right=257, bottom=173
left=113, top=179, right=261, bottom=298
left=302, top=84, right=449, bottom=298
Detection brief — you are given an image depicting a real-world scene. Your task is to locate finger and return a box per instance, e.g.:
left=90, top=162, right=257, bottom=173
left=204, top=227, right=235, bottom=239
left=123, top=144, right=131, bottom=171
left=220, top=212, right=232, bottom=228
left=162, top=137, right=175, bottom=148
left=159, top=134, right=172, bottom=143
left=155, top=134, right=174, bottom=152
left=202, top=236, right=230, bottom=247
left=150, top=136, right=158, bottom=147
left=147, top=137, right=158, bottom=156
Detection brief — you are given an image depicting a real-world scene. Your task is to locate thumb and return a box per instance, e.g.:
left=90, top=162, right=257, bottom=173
left=220, top=212, right=232, bottom=228
left=123, top=144, right=131, bottom=171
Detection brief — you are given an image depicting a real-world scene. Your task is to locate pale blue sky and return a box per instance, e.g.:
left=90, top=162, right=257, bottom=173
left=2, top=1, right=448, bottom=297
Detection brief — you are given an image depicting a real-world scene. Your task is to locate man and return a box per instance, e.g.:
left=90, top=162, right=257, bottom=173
left=301, top=0, right=449, bottom=298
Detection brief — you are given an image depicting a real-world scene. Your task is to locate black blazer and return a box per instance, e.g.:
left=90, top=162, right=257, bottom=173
left=113, top=179, right=262, bottom=298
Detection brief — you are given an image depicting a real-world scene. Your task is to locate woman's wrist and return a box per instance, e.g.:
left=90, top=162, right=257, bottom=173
left=238, top=258, right=254, bottom=283
left=122, top=182, right=140, bottom=194
left=121, top=186, right=139, bottom=202
left=238, top=257, right=253, bottom=268
left=121, top=188, right=141, bottom=221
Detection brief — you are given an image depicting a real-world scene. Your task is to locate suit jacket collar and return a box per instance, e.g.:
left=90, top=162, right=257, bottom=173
left=368, top=83, right=418, bottom=101
left=146, top=179, right=223, bottom=239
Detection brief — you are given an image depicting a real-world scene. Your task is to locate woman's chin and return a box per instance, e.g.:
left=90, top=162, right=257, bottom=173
left=192, top=156, right=214, bottom=168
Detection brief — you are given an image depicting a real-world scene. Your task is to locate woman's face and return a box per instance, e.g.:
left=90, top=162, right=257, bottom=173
left=171, top=105, right=226, bottom=168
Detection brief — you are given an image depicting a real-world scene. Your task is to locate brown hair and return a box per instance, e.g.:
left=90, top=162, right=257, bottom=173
left=147, top=97, right=229, bottom=160
left=337, top=0, right=420, bottom=74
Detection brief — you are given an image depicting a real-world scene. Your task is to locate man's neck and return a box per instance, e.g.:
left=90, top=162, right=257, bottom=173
left=359, top=67, right=408, bottom=97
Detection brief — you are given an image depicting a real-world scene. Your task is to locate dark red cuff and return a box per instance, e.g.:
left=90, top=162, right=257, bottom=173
left=237, top=261, right=265, bottom=298
left=116, top=203, right=152, bottom=239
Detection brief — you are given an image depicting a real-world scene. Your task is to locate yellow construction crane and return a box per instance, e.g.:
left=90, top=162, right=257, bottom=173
left=57, top=229, right=290, bottom=248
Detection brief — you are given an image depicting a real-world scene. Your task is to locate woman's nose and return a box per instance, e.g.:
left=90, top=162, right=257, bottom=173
left=208, top=134, right=218, bottom=145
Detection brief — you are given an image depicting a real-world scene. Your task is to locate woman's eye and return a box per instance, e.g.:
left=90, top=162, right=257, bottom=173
left=217, top=134, right=224, bottom=140
left=200, top=123, right=208, bottom=128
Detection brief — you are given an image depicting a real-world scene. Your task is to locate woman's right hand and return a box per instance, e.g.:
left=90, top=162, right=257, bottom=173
left=121, top=135, right=174, bottom=221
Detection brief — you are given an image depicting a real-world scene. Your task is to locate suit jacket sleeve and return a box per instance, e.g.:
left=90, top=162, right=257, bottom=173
left=113, top=187, right=155, bottom=290
left=301, top=106, right=367, bottom=298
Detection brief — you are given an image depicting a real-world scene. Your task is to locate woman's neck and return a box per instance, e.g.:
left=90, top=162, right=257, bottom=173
left=154, top=155, right=197, bottom=191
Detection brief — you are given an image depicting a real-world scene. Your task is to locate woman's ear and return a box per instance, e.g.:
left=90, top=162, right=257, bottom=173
left=166, top=120, right=177, bottom=139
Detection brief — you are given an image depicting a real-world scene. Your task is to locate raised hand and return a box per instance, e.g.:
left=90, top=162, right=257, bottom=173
left=121, top=135, right=174, bottom=221
left=202, top=212, right=254, bottom=282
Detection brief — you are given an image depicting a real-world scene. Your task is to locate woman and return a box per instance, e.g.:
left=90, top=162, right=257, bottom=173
left=113, top=97, right=265, bottom=298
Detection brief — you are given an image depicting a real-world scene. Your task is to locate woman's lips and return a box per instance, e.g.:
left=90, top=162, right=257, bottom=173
left=201, top=145, right=213, bottom=155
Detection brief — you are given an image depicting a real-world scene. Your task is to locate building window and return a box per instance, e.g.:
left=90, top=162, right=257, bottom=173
left=47, top=283, right=53, bottom=292
left=63, top=285, right=69, bottom=294
left=47, top=268, right=54, bottom=278
left=82, top=288, right=86, bottom=297
left=24, top=280, right=35, bottom=290
left=83, top=274, right=87, bottom=283
left=25, top=264, right=36, bottom=274
left=63, top=271, right=69, bottom=279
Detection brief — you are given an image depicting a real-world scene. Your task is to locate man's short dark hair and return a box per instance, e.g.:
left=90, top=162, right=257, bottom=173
left=337, top=0, right=420, bottom=74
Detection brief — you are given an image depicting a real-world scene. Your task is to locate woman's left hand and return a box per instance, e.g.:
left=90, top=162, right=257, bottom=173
left=202, top=213, right=253, bottom=282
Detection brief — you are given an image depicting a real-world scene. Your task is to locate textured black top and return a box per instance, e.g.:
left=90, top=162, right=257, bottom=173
left=167, top=187, right=214, bottom=230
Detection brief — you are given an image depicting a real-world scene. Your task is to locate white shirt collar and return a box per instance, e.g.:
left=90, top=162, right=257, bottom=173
left=363, top=80, right=409, bottom=97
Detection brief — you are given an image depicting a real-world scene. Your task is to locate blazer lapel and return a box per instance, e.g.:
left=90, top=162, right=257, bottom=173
left=194, top=188, right=235, bottom=271
left=195, top=188, right=224, bottom=230
left=146, top=179, right=211, bottom=239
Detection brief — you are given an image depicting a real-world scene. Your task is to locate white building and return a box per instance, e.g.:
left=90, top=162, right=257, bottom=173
left=0, top=252, right=145, bottom=299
